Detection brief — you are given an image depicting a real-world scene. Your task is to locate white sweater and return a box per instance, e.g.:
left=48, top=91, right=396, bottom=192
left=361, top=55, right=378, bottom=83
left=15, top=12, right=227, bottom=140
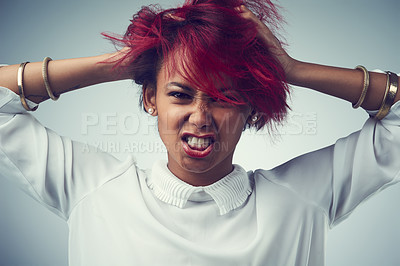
left=0, top=86, right=399, bottom=266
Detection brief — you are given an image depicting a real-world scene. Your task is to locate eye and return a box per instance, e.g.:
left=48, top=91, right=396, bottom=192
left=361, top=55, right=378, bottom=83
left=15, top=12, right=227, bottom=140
left=168, top=91, right=192, bottom=100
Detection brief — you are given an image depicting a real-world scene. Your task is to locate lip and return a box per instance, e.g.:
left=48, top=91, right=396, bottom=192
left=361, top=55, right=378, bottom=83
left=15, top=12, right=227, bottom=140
left=181, top=132, right=216, bottom=140
left=181, top=132, right=216, bottom=158
left=182, top=140, right=214, bottom=158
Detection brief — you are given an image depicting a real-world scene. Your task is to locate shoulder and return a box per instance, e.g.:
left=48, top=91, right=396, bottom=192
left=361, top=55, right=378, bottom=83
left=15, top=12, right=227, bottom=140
left=250, top=145, right=335, bottom=211
left=253, top=144, right=335, bottom=186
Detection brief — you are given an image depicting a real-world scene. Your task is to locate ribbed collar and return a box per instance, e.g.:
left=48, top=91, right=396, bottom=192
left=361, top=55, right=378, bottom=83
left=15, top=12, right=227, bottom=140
left=146, top=160, right=253, bottom=215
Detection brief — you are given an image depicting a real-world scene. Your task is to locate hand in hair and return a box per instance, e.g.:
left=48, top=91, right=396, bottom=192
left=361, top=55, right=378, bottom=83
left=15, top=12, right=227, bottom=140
left=236, top=5, right=297, bottom=83
left=102, top=47, right=135, bottom=79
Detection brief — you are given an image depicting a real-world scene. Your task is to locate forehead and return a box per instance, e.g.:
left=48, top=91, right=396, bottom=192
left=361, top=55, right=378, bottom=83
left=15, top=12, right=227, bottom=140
left=157, top=51, right=234, bottom=91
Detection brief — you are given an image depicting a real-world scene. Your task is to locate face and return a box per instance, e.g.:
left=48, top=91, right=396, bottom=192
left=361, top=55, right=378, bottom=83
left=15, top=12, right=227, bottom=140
left=144, top=61, right=253, bottom=186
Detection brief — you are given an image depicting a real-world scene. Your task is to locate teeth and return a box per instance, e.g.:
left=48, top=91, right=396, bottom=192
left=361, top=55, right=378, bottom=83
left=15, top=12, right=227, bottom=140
left=187, top=136, right=212, bottom=149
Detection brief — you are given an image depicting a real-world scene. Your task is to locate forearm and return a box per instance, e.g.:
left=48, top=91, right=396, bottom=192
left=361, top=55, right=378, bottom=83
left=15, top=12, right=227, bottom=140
left=287, top=60, right=399, bottom=111
left=237, top=6, right=399, bottom=111
left=0, top=53, right=129, bottom=104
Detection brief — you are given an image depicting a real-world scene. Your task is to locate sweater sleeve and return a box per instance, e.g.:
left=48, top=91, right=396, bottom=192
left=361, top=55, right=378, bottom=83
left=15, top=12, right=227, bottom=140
left=327, top=100, right=400, bottom=227
left=261, top=88, right=400, bottom=228
left=0, top=86, right=136, bottom=220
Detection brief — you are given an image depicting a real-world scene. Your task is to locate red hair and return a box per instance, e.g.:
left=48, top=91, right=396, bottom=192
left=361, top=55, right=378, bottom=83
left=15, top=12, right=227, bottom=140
left=103, top=0, right=290, bottom=130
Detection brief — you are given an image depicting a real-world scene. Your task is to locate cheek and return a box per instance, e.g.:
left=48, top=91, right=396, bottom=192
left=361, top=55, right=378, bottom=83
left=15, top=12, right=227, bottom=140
left=215, top=110, right=249, bottom=135
left=157, top=108, right=184, bottom=135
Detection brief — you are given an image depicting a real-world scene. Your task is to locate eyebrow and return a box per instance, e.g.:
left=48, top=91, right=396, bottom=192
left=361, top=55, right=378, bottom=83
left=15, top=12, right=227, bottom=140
left=166, top=82, right=194, bottom=92
left=167, top=82, right=233, bottom=93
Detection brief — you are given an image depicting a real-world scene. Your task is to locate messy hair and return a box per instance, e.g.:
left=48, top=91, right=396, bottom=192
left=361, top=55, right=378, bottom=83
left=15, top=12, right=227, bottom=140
left=103, top=0, right=290, bottom=130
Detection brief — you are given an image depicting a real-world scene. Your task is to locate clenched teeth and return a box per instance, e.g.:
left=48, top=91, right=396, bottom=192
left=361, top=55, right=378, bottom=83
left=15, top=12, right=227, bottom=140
left=186, top=136, right=212, bottom=149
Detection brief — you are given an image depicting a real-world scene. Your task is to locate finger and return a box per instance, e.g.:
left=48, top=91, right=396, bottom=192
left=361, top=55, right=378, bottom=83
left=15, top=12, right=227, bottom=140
left=234, top=4, right=245, bottom=13
left=236, top=5, right=265, bottom=28
left=164, top=12, right=185, bottom=22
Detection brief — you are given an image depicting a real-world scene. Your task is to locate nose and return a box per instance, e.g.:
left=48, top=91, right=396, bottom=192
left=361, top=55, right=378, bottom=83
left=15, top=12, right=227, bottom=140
left=188, top=98, right=213, bottom=129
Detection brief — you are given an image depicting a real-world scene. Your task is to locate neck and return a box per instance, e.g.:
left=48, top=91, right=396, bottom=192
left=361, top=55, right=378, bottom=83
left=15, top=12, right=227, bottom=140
left=167, top=159, right=234, bottom=187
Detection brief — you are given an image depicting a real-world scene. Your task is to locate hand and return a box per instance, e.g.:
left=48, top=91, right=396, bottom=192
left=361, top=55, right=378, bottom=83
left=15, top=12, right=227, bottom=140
left=236, top=5, right=298, bottom=82
left=102, top=47, right=133, bottom=80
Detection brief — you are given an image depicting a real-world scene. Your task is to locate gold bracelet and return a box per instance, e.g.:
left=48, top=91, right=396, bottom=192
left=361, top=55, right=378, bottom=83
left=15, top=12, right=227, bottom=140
left=17, top=62, right=38, bottom=112
left=42, top=57, right=59, bottom=101
left=352, top=65, right=370, bottom=109
left=375, top=71, right=398, bottom=120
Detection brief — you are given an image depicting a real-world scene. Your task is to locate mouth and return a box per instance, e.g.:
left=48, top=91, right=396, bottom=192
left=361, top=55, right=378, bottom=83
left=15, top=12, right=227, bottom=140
left=184, top=135, right=214, bottom=150
left=181, top=134, right=215, bottom=158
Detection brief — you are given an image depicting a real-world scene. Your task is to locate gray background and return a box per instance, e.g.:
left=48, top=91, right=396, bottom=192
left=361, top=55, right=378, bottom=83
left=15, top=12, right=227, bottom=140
left=0, top=0, right=399, bottom=265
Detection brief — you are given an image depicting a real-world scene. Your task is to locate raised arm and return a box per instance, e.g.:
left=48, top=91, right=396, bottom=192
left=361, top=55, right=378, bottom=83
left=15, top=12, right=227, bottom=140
left=0, top=49, right=137, bottom=220
left=0, top=50, right=130, bottom=104
left=238, top=6, right=399, bottom=111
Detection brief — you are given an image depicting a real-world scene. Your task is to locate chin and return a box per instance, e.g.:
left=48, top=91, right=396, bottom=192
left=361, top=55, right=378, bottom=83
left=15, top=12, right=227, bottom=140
left=180, top=157, right=216, bottom=174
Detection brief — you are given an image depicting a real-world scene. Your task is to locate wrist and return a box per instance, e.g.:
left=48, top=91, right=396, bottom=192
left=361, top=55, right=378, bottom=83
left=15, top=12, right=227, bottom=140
left=284, top=58, right=302, bottom=85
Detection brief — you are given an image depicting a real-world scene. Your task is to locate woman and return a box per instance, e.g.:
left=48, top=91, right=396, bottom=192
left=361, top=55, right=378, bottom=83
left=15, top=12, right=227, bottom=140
left=0, top=0, right=399, bottom=265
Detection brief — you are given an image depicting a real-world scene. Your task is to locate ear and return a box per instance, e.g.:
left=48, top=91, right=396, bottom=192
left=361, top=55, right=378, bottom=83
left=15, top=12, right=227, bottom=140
left=247, top=109, right=259, bottom=125
left=142, top=83, right=158, bottom=116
